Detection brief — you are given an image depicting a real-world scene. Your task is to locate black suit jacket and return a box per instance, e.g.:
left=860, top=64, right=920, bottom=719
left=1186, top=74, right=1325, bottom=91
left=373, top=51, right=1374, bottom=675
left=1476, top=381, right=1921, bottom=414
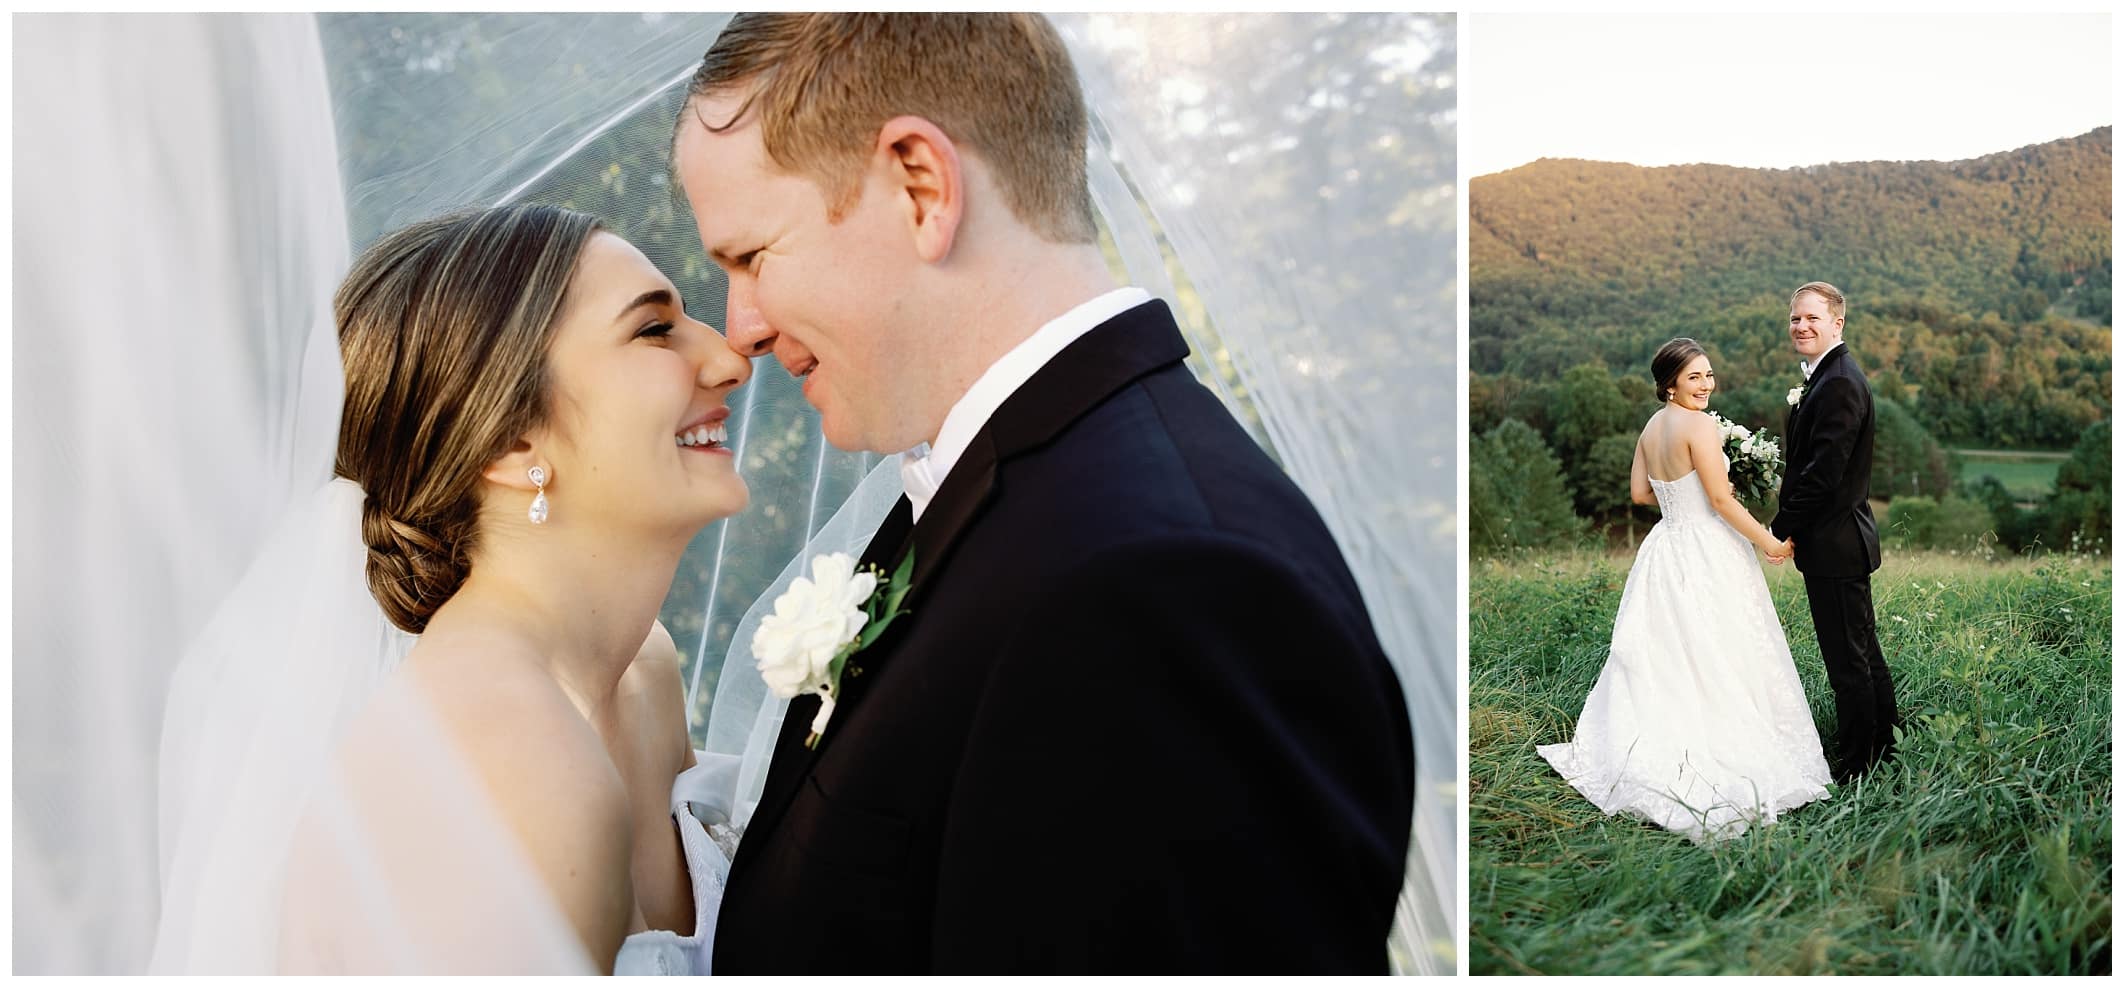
left=1770, top=343, right=1881, bottom=578
left=711, top=300, right=1415, bottom=973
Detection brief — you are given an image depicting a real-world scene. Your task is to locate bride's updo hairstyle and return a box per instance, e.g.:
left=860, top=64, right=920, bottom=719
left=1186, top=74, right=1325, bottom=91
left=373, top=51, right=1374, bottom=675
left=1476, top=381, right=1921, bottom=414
left=332, top=205, right=602, bottom=633
left=1650, top=337, right=1709, bottom=406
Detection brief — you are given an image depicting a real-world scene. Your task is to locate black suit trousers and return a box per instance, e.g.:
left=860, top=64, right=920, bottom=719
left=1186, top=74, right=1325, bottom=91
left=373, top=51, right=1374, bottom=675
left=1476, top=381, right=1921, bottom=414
left=1801, top=571, right=1899, bottom=777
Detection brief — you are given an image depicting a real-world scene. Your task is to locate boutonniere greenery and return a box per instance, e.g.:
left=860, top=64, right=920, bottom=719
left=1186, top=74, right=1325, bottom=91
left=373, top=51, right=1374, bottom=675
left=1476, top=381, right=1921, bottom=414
left=751, top=550, right=914, bottom=748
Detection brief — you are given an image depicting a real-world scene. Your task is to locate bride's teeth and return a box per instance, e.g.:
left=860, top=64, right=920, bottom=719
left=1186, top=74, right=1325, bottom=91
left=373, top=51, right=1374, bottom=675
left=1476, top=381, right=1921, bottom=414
left=675, top=424, right=727, bottom=448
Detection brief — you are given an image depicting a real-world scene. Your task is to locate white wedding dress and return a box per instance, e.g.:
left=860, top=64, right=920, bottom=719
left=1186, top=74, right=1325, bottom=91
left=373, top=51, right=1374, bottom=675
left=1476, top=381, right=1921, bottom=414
left=612, top=755, right=741, bottom=974
left=1537, top=463, right=1832, bottom=844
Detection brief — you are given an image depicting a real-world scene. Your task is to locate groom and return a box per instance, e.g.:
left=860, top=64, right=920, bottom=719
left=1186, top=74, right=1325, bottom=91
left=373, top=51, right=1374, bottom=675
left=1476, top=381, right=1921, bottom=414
left=672, top=13, right=1415, bottom=973
left=1771, top=281, right=1899, bottom=783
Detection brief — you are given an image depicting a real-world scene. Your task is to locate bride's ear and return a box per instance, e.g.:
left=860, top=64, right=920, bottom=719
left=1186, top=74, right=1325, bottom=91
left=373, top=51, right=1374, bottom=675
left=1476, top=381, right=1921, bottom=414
left=482, top=437, right=548, bottom=493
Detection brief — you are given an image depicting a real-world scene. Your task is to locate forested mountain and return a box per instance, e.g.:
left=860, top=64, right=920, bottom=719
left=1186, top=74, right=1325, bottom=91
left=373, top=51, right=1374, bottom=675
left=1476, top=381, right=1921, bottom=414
left=1469, top=129, right=2111, bottom=556
left=1470, top=128, right=2110, bottom=450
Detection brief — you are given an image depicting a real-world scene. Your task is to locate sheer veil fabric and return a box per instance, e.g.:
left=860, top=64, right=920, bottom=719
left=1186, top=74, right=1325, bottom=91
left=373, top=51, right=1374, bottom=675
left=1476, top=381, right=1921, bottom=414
left=16, top=15, right=594, bottom=974
left=14, top=14, right=351, bottom=973
left=12, top=13, right=1456, bottom=974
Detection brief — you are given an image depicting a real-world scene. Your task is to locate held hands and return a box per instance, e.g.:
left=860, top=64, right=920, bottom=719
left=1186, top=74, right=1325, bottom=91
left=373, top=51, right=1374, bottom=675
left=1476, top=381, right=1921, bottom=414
left=1759, top=536, right=1794, bottom=565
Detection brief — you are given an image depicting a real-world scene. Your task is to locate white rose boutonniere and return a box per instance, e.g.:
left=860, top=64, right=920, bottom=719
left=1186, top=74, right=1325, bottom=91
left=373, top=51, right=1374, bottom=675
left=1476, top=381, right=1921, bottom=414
left=752, top=550, right=914, bottom=748
left=1787, top=383, right=1806, bottom=407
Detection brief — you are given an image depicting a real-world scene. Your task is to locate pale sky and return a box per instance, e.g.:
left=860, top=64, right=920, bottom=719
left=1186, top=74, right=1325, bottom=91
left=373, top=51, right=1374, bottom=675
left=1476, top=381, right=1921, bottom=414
left=1464, top=13, right=2113, bottom=176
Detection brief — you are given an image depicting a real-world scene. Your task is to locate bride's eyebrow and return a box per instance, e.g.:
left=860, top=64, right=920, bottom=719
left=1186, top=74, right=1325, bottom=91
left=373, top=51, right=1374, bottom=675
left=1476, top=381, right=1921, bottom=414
left=613, top=288, right=676, bottom=323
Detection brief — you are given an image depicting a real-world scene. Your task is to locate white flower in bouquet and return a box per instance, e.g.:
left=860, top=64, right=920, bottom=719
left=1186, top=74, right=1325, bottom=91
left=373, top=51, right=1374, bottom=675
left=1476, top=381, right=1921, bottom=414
left=1740, top=432, right=1779, bottom=463
left=1712, top=411, right=1782, bottom=505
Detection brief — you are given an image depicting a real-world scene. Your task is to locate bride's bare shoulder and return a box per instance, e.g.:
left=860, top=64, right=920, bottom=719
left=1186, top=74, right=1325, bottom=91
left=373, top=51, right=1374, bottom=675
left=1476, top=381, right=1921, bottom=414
left=401, top=631, right=622, bottom=792
left=327, top=631, right=633, bottom=968
left=342, top=630, right=623, bottom=801
left=1639, top=407, right=1678, bottom=446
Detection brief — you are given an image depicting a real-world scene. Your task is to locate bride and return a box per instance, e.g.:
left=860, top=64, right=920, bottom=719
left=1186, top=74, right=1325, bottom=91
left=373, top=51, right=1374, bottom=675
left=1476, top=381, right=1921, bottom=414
left=155, top=206, right=751, bottom=973
left=1537, top=338, right=1832, bottom=843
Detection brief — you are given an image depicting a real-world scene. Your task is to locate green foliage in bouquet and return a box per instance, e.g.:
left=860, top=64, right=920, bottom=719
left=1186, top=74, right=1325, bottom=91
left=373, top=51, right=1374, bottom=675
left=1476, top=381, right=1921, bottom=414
left=1712, top=412, right=1781, bottom=506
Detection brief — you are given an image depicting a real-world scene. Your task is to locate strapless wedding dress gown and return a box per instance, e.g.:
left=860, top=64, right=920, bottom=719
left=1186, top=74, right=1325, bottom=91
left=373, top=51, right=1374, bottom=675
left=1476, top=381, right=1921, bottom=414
left=1537, top=467, right=1832, bottom=843
left=614, top=753, right=742, bottom=974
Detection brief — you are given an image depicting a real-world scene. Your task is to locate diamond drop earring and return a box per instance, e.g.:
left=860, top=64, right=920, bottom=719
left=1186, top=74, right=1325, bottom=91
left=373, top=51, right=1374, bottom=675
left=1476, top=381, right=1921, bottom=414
left=527, top=466, right=549, bottom=525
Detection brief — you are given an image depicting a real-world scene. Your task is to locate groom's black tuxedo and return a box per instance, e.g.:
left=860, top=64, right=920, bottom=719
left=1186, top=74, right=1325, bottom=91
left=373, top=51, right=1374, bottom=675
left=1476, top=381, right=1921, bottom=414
left=712, top=300, right=1415, bottom=973
left=1771, top=343, right=1879, bottom=579
left=1770, top=343, right=1898, bottom=779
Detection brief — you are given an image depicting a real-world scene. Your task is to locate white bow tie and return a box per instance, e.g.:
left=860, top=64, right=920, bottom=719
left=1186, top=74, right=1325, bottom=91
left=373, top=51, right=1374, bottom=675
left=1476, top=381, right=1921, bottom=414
left=900, top=442, right=940, bottom=521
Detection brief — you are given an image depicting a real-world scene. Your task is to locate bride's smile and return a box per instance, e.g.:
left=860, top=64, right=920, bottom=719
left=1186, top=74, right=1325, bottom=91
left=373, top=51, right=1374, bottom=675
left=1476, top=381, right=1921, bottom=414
left=533, top=231, right=754, bottom=534
left=1668, top=354, right=1716, bottom=412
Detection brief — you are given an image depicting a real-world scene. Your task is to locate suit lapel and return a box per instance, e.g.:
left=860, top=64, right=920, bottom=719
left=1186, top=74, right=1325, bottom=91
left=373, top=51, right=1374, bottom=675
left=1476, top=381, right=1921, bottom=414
left=1791, top=345, right=1849, bottom=435
left=734, top=300, right=1193, bottom=856
left=826, top=298, right=1193, bottom=672
left=734, top=494, right=914, bottom=875
left=860, top=495, right=917, bottom=572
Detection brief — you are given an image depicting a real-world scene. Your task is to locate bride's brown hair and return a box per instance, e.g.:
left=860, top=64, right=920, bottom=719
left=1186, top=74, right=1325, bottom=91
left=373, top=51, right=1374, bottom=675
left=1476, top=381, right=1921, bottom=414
left=332, top=205, right=602, bottom=633
left=1650, top=337, right=1709, bottom=405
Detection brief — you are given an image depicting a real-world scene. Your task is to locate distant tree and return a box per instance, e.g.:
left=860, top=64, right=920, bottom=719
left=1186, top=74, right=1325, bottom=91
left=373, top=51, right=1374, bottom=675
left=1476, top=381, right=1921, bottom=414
left=2033, top=419, right=2113, bottom=553
left=2072, top=262, right=2112, bottom=325
left=2054, top=419, right=2111, bottom=494
left=1471, top=419, right=1583, bottom=553
left=1502, top=377, right=1562, bottom=441
left=1870, top=397, right=1953, bottom=499
left=1551, top=364, right=1636, bottom=513
left=1468, top=373, right=1502, bottom=436
left=2010, top=287, right=2050, bottom=323
left=1574, top=431, right=1641, bottom=528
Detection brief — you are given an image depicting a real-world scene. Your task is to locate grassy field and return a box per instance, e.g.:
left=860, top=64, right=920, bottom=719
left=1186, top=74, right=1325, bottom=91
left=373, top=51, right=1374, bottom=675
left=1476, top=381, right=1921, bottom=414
left=1470, top=550, right=2112, bottom=975
left=1955, top=448, right=2068, bottom=501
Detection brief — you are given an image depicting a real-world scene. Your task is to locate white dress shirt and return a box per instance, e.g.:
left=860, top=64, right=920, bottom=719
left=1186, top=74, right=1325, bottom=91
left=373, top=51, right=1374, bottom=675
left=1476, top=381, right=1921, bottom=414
left=1800, top=340, right=1844, bottom=380
left=899, top=286, right=1153, bottom=522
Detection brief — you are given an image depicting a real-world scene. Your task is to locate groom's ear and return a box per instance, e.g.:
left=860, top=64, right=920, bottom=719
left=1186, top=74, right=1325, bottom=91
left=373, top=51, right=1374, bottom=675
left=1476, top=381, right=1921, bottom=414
left=874, top=115, right=961, bottom=264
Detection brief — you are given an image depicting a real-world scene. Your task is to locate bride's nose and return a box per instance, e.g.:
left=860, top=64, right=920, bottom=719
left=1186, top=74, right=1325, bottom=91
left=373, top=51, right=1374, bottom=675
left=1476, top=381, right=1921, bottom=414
left=684, top=315, right=751, bottom=393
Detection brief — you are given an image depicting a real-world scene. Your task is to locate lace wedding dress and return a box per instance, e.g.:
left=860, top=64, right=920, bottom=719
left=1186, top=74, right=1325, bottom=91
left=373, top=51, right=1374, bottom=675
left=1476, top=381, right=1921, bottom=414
left=1537, top=464, right=1832, bottom=843
left=612, top=754, right=742, bottom=975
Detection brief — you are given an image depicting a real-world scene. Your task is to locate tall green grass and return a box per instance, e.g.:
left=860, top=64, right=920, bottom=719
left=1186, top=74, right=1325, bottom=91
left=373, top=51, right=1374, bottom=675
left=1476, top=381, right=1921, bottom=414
left=1470, top=551, right=2112, bottom=975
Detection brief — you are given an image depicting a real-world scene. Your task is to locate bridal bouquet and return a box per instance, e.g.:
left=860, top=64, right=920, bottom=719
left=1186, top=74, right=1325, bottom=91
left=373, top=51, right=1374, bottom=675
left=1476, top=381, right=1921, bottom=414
left=1713, top=412, right=1781, bottom=505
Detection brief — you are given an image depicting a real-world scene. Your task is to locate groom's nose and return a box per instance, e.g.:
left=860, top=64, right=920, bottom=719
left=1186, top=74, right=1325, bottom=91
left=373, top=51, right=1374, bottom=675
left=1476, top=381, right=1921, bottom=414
left=724, top=276, right=775, bottom=357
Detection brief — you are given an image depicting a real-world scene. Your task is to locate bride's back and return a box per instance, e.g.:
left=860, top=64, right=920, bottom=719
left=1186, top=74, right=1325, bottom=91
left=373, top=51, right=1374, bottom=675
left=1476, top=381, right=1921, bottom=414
left=1639, top=408, right=1702, bottom=483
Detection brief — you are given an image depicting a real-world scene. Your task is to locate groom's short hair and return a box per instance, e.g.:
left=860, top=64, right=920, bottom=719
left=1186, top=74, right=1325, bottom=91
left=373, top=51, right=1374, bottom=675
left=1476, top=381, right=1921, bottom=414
left=683, top=13, right=1098, bottom=245
left=1792, top=281, right=1846, bottom=321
